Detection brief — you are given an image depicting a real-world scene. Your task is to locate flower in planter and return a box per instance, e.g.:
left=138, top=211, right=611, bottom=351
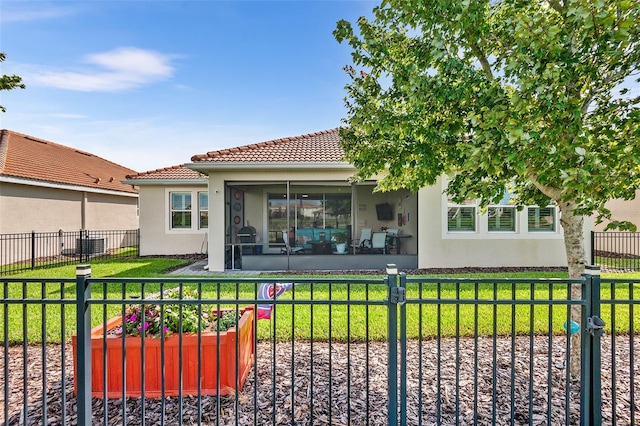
left=112, top=287, right=239, bottom=338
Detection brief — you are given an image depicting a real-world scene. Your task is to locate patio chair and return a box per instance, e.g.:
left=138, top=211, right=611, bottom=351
left=350, top=227, right=372, bottom=253
left=370, top=231, right=388, bottom=254
left=281, top=230, right=305, bottom=255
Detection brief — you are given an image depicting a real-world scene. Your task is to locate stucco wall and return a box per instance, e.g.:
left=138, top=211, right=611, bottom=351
left=595, top=191, right=640, bottom=231
left=84, top=192, right=138, bottom=230
left=416, top=179, right=592, bottom=269
left=0, top=182, right=138, bottom=233
left=138, top=185, right=208, bottom=256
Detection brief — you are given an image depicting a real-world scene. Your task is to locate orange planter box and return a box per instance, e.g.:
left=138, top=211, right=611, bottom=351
left=73, top=307, right=255, bottom=398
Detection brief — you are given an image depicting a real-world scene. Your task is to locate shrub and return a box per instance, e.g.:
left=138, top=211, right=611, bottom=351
left=112, top=287, right=238, bottom=338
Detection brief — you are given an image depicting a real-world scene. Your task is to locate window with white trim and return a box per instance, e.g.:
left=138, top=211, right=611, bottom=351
left=170, top=192, right=192, bottom=229
left=488, top=190, right=516, bottom=232
left=447, top=199, right=476, bottom=232
left=528, top=206, right=556, bottom=232
left=198, top=191, right=208, bottom=229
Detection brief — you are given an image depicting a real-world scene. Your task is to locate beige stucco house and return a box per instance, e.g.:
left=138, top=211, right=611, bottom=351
left=0, top=129, right=139, bottom=234
left=126, top=129, right=586, bottom=272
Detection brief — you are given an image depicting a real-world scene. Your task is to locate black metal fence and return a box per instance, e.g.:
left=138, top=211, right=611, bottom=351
left=592, top=231, right=640, bottom=271
left=1, top=266, right=638, bottom=425
left=0, top=229, right=139, bottom=276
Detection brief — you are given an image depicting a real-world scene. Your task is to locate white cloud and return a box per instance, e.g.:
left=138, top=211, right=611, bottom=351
left=0, top=3, right=82, bottom=23
left=29, top=47, right=177, bottom=92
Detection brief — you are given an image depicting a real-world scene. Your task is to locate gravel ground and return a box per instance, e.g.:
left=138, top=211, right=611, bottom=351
left=2, top=335, right=638, bottom=425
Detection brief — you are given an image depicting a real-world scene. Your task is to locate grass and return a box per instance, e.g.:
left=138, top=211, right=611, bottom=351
left=1, top=257, right=639, bottom=344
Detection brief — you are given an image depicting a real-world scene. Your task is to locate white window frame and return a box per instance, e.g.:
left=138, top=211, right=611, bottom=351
left=166, top=189, right=209, bottom=233
left=527, top=206, right=557, bottom=233
left=441, top=180, right=562, bottom=239
left=198, top=191, right=208, bottom=229
left=447, top=202, right=478, bottom=233
left=170, top=192, right=192, bottom=230
left=487, top=206, right=517, bottom=233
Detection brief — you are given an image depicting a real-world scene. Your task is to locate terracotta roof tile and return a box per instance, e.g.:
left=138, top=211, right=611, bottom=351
left=190, top=129, right=345, bottom=163
left=125, top=165, right=202, bottom=180
left=0, top=129, right=138, bottom=194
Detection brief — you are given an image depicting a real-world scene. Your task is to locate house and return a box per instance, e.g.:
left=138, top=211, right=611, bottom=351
left=0, top=129, right=139, bottom=234
left=127, top=129, right=587, bottom=272
left=124, top=165, right=209, bottom=256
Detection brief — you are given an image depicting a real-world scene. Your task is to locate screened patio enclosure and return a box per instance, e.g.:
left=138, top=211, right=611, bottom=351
left=224, top=181, right=418, bottom=271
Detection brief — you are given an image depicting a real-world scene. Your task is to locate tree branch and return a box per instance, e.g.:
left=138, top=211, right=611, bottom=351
left=546, top=0, right=564, bottom=14
left=528, top=170, right=563, bottom=202
left=470, top=42, right=494, bottom=79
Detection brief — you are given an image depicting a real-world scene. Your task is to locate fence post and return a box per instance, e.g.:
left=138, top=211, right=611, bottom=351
left=580, top=265, right=603, bottom=426
left=76, top=264, right=92, bottom=425
left=399, top=272, right=407, bottom=426
left=78, top=229, right=84, bottom=263
left=590, top=231, right=595, bottom=266
left=386, top=264, right=398, bottom=426
left=31, top=231, right=35, bottom=270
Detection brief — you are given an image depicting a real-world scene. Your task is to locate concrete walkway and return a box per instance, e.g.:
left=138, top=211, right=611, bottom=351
left=168, top=261, right=262, bottom=276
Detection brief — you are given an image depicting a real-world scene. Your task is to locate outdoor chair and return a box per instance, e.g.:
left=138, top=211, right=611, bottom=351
left=370, top=231, right=388, bottom=254
left=281, top=234, right=305, bottom=255
left=350, top=227, right=372, bottom=253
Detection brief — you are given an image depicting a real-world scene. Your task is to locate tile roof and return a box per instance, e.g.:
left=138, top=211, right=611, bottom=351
left=190, top=129, right=345, bottom=163
left=0, top=129, right=138, bottom=194
left=125, top=164, right=202, bottom=181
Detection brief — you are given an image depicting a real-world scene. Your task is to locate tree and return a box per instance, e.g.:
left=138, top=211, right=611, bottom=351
left=335, top=0, right=640, bottom=379
left=0, top=53, right=25, bottom=112
left=335, top=0, right=640, bottom=279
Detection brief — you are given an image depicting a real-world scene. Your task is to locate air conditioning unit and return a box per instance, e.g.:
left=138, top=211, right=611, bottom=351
left=76, top=237, right=107, bottom=255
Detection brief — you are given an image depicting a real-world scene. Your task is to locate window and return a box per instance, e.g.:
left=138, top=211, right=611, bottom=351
left=267, top=191, right=351, bottom=240
left=170, top=192, right=192, bottom=229
left=488, top=189, right=516, bottom=232
left=487, top=207, right=516, bottom=231
left=447, top=205, right=476, bottom=231
left=528, top=207, right=556, bottom=232
left=198, top=191, right=208, bottom=229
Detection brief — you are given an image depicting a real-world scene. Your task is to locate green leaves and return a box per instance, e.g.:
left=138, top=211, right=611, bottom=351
left=114, top=287, right=239, bottom=338
left=335, top=0, right=640, bottom=224
left=0, top=52, right=26, bottom=113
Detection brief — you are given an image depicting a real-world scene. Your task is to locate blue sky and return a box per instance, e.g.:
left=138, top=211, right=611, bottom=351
left=1, top=1, right=376, bottom=172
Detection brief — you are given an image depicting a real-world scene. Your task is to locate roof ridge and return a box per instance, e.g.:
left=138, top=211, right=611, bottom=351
left=126, top=164, right=187, bottom=179
left=191, top=128, right=339, bottom=161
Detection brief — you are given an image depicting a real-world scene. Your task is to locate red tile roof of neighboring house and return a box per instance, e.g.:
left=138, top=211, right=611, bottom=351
left=190, top=129, right=345, bottom=163
left=0, top=129, right=138, bottom=194
left=125, top=165, right=202, bottom=180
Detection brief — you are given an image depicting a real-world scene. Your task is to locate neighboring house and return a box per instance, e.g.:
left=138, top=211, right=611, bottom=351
left=0, top=129, right=139, bottom=234
left=128, top=129, right=589, bottom=272
left=595, top=191, right=640, bottom=231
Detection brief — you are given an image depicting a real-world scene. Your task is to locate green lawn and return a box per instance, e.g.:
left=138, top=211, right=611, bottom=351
left=1, top=257, right=639, bottom=344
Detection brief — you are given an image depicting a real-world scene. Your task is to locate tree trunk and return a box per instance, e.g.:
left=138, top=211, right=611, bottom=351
left=558, top=200, right=586, bottom=379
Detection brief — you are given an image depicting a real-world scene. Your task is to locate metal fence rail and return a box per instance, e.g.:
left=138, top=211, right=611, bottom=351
left=0, top=229, right=140, bottom=276
left=592, top=231, right=640, bottom=271
left=400, top=275, right=583, bottom=425
left=599, top=277, right=639, bottom=426
left=1, top=266, right=638, bottom=425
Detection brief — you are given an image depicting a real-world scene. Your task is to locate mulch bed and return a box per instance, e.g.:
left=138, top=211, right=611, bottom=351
left=2, top=336, right=638, bottom=425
